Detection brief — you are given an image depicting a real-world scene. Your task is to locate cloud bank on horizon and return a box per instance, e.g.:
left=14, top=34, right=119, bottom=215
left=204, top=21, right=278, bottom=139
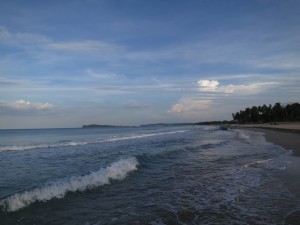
left=0, top=0, right=299, bottom=128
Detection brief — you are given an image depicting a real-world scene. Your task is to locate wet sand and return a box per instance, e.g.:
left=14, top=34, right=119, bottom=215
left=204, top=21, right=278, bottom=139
left=230, top=123, right=300, bottom=224
left=231, top=123, right=300, bottom=157
left=210, top=123, right=300, bottom=210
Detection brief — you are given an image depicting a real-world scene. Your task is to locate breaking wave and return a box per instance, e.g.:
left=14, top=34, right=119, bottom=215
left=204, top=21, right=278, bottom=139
left=0, top=157, right=138, bottom=212
left=0, top=130, right=187, bottom=152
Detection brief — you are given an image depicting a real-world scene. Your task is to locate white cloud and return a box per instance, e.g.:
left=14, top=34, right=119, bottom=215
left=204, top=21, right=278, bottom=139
left=197, top=80, right=219, bottom=91
left=168, top=97, right=217, bottom=121
left=169, top=98, right=212, bottom=114
left=218, top=82, right=277, bottom=94
left=197, top=79, right=277, bottom=94
left=168, top=78, right=279, bottom=121
left=0, top=100, right=54, bottom=111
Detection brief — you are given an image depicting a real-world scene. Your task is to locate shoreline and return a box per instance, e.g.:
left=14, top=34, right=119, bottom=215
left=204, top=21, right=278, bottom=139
left=237, top=124, right=300, bottom=223
left=231, top=123, right=300, bottom=157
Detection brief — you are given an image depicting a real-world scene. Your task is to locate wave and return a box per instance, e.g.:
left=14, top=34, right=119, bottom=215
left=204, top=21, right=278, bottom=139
left=242, top=159, right=272, bottom=168
left=236, top=130, right=267, bottom=145
left=0, top=130, right=188, bottom=152
left=242, top=157, right=290, bottom=171
left=106, top=130, right=186, bottom=142
left=198, top=139, right=229, bottom=150
left=0, top=157, right=138, bottom=212
left=0, top=141, right=89, bottom=152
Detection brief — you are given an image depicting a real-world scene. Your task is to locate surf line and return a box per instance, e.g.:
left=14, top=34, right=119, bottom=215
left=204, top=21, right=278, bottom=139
left=0, top=130, right=188, bottom=152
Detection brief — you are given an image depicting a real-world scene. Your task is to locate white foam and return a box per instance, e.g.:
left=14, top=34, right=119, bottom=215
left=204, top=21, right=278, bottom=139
left=237, top=129, right=267, bottom=145
left=202, top=126, right=218, bottom=131
left=200, top=139, right=224, bottom=146
left=242, top=157, right=290, bottom=171
left=0, top=130, right=188, bottom=152
left=106, top=130, right=187, bottom=142
left=0, top=141, right=89, bottom=152
left=242, top=159, right=272, bottom=168
left=0, top=157, right=138, bottom=212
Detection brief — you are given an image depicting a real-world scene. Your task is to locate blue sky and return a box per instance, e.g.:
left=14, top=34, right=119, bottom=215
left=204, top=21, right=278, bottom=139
left=0, top=0, right=299, bottom=128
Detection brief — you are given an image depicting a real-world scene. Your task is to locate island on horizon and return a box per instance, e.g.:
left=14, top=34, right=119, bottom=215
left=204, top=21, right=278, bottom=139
left=82, top=124, right=129, bottom=128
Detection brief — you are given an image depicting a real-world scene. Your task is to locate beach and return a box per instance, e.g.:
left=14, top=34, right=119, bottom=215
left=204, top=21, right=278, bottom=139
left=234, top=123, right=300, bottom=224
left=232, top=123, right=300, bottom=157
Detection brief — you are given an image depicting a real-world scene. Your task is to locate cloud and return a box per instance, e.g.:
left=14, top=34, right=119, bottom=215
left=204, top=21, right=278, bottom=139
left=0, top=100, right=54, bottom=111
left=218, top=82, right=277, bottom=94
left=0, top=26, right=10, bottom=39
left=169, top=98, right=212, bottom=114
left=0, top=77, right=24, bottom=86
left=48, top=40, right=123, bottom=53
left=197, top=80, right=219, bottom=91
left=168, top=97, right=217, bottom=122
left=197, top=79, right=277, bottom=94
left=252, top=54, right=300, bottom=70
left=169, top=104, right=186, bottom=113
left=122, top=23, right=300, bottom=72
left=169, top=77, right=280, bottom=121
left=0, top=26, right=50, bottom=44
left=86, top=69, right=119, bottom=79
left=0, top=26, right=122, bottom=61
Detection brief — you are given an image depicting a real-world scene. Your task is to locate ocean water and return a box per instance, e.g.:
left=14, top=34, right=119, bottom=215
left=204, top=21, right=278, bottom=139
left=0, top=125, right=300, bottom=225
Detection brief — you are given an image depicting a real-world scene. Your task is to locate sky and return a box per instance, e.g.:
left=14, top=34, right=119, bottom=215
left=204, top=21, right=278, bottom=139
left=0, top=0, right=299, bottom=129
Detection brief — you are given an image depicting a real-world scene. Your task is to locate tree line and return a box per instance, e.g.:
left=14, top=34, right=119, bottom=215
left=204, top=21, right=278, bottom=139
left=232, top=102, right=300, bottom=123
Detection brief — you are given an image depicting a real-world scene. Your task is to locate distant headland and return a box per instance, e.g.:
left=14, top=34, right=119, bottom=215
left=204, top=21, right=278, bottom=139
left=83, top=102, right=300, bottom=129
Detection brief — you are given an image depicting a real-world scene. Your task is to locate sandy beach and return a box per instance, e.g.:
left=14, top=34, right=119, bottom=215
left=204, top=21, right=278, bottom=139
left=233, top=123, right=300, bottom=156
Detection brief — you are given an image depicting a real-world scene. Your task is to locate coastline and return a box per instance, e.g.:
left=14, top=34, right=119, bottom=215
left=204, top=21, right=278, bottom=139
left=234, top=123, right=300, bottom=224
left=231, top=123, right=300, bottom=157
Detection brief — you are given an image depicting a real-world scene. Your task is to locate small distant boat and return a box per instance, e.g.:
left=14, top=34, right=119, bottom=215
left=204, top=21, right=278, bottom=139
left=218, top=125, right=228, bottom=130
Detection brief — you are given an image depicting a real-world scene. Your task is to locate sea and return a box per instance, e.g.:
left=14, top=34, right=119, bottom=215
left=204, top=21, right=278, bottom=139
left=0, top=125, right=300, bottom=225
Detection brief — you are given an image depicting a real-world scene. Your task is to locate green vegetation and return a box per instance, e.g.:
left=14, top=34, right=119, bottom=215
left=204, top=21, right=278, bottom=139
left=232, top=102, right=300, bottom=124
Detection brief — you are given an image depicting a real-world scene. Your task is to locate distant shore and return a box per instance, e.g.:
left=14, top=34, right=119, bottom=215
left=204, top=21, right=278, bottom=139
left=230, top=123, right=300, bottom=157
